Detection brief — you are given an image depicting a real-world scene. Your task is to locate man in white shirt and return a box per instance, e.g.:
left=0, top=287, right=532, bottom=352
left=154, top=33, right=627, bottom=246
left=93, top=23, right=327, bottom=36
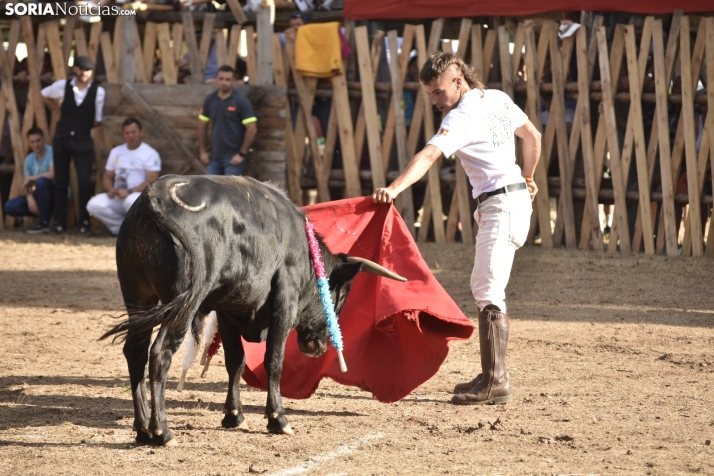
left=87, top=118, right=161, bottom=235
left=41, top=55, right=105, bottom=236
left=373, top=52, right=542, bottom=406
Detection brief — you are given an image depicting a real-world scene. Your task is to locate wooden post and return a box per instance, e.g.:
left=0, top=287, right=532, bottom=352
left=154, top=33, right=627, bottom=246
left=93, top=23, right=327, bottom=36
left=355, top=26, right=386, bottom=190
left=678, top=17, right=703, bottom=257
left=20, top=17, right=49, bottom=137
left=387, top=30, right=416, bottom=237
left=101, top=32, right=119, bottom=83
left=497, top=25, right=513, bottom=98
left=156, top=23, right=177, bottom=84
left=354, top=30, right=384, bottom=168
left=549, top=25, right=576, bottom=248
left=224, top=0, right=248, bottom=24
left=245, top=26, right=258, bottom=84
left=675, top=19, right=708, bottom=256
left=143, top=22, right=158, bottom=83
left=471, top=24, right=484, bottom=77
left=0, top=45, right=30, bottom=229
left=214, top=28, right=228, bottom=67
left=597, top=26, right=630, bottom=253
left=623, top=26, right=654, bottom=254
left=88, top=22, right=102, bottom=67
left=256, top=3, right=275, bottom=85
left=273, top=33, right=300, bottom=205
left=284, top=39, right=331, bottom=201
left=61, top=15, right=77, bottom=76
left=524, top=24, right=553, bottom=248
left=74, top=25, right=88, bottom=57
left=331, top=71, right=362, bottom=198
left=415, top=22, right=445, bottom=243
left=482, top=29, right=497, bottom=82
left=653, top=12, right=685, bottom=253
left=580, top=25, right=626, bottom=250
left=705, top=18, right=714, bottom=257
left=199, top=14, right=216, bottom=72
left=134, top=24, right=147, bottom=83
left=228, top=24, right=242, bottom=72
left=652, top=20, right=678, bottom=257
left=120, top=16, right=136, bottom=84
left=381, top=25, right=414, bottom=177
left=172, top=23, right=184, bottom=63
left=575, top=25, right=603, bottom=251
left=181, top=12, right=204, bottom=84
left=8, top=20, right=20, bottom=73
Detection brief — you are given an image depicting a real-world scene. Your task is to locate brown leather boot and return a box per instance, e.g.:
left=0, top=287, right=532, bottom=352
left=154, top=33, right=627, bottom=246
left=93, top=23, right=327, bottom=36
left=451, top=305, right=512, bottom=405
left=453, top=374, right=483, bottom=394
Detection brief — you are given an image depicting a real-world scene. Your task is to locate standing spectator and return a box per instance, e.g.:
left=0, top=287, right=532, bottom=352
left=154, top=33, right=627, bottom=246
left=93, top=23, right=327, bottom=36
left=41, top=55, right=105, bottom=235
left=3, top=127, right=55, bottom=234
left=86, top=118, right=160, bottom=236
left=198, top=65, right=258, bottom=176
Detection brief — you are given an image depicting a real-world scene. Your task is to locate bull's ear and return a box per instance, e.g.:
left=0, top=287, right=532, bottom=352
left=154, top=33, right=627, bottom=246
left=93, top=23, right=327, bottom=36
left=329, top=254, right=363, bottom=290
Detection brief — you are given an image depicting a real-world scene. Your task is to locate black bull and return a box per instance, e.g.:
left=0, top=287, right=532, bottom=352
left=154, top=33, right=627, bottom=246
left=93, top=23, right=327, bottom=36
left=100, top=175, right=406, bottom=446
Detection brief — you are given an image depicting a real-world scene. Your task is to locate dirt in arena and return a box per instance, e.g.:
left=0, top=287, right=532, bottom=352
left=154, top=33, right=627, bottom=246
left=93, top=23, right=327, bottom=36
left=1, top=230, right=713, bottom=475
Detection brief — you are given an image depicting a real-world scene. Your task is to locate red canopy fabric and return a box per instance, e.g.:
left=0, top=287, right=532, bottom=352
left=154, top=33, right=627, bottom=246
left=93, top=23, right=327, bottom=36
left=344, top=0, right=712, bottom=20
left=241, top=197, right=474, bottom=403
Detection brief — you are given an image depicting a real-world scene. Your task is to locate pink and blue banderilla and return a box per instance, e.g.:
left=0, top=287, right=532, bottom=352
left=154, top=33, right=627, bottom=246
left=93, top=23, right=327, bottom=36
left=305, top=219, right=348, bottom=373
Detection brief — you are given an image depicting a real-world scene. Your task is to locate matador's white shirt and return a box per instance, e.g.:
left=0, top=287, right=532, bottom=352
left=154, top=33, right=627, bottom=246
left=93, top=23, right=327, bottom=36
left=427, top=88, right=528, bottom=198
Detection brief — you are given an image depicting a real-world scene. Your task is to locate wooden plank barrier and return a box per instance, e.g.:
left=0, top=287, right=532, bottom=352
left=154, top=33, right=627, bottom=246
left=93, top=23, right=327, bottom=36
left=0, top=13, right=711, bottom=258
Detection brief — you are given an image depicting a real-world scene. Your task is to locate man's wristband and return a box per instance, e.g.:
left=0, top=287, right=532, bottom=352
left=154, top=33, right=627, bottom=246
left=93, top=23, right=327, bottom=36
left=525, top=176, right=534, bottom=183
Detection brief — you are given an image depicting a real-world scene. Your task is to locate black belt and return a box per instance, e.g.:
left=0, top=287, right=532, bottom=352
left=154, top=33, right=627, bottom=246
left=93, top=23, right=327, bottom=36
left=477, top=182, right=528, bottom=205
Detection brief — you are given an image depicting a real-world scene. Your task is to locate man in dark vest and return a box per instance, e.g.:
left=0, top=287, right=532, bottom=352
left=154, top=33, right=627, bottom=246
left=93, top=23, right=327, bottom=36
left=41, top=56, right=105, bottom=235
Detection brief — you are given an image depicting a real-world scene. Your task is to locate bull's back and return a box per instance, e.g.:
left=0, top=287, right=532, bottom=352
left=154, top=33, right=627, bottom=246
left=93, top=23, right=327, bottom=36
left=137, top=175, right=311, bottom=308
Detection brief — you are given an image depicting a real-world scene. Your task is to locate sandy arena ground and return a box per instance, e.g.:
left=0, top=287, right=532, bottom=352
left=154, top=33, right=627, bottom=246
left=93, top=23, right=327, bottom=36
left=0, top=230, right=713, bottom=475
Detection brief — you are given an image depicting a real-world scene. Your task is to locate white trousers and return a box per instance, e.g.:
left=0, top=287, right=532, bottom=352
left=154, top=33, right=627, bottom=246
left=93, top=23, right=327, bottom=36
left=470, top=188, right=532, bottom=312
left=86, top=192, right=141, bottom=235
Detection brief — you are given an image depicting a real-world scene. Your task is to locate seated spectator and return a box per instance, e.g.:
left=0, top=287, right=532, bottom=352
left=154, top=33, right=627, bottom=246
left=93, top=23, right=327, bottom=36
left=284, top=11, right=307, bottom=42
left=4, top=127, right=55, bottom=234
left=87, top=118, right=160, bottom=235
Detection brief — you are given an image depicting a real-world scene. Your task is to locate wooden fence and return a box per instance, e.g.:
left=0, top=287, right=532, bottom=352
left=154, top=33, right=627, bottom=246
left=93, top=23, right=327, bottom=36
left=0, top=9, right=712, bottom=258
left=283, top=13, right=714, bottom=258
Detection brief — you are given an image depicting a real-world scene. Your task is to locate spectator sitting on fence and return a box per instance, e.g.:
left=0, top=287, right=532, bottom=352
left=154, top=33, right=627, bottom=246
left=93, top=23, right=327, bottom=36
left=198, top=65, right=258, bottom=176
left=3, top=127, right=55, bottom=234
left=86, top=118, right=160, bottom=236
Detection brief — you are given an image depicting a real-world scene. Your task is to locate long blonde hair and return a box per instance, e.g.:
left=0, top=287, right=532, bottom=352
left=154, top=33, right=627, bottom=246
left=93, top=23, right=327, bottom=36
left=419, top=52, right=486, bottom=92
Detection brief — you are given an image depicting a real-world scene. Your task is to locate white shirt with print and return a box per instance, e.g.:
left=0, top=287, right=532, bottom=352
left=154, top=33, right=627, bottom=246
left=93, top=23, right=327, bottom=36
left=106, top=143, right=161, bottom=191
left=427, top=89, right=529, bottom=198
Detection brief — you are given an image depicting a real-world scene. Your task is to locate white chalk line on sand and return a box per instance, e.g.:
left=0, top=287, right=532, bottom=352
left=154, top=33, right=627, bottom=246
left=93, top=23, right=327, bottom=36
left=524, top=301, right=714, bottom=315
left=269, top=432, right=384, bottom=476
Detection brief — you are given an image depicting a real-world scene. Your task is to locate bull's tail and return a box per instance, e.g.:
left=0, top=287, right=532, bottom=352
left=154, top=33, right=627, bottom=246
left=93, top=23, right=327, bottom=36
left=100, top=176, right=208, bottom=343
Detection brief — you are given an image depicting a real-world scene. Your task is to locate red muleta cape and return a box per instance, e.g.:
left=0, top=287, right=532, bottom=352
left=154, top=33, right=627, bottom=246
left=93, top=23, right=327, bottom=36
left=241, top=197, right=474, bottom=403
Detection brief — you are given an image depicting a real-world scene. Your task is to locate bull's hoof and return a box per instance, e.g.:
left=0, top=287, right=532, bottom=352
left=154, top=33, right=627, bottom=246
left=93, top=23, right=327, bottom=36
left=266, top=415, right=293, bottom=435
left=149, top=428, right=176, bottom=447
left=221, top=411, right=247, bottom=429
left=134, top=430, right=153, bottom=446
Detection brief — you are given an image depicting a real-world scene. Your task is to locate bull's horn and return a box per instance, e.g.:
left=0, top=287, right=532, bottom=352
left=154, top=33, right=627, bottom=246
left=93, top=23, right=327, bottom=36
left=169, top=183, right=207, bottom=212
left=343, top=256, right=407, bottom=282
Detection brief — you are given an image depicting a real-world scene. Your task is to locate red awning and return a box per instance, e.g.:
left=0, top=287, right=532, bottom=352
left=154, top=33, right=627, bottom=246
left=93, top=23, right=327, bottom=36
left=344, top=0, right=713, bottom=20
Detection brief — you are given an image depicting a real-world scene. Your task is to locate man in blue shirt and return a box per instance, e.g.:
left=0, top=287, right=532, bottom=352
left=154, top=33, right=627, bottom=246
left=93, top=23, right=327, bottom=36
left=198, top=65, right=258, bottom=176
left=4, top=127, right=55, bottom=234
